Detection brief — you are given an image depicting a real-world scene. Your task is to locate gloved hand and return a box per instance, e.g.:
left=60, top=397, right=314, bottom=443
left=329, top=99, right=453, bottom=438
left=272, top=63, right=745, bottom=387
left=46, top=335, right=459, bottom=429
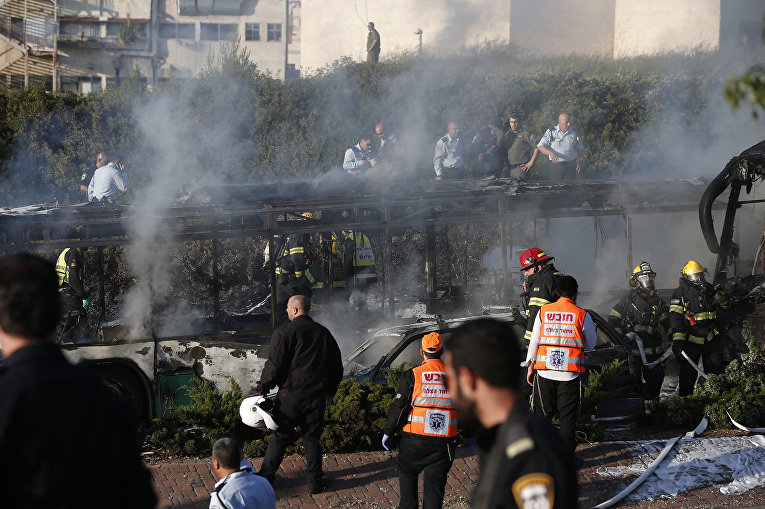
left=82, top=298, right=90, bottom=310
left=382, top=434, right=392, bottom=451
left=672, top=340, right=686, bottom=359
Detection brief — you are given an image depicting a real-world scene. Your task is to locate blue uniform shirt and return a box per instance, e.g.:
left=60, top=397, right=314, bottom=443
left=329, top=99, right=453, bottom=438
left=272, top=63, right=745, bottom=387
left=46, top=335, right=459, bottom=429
left=209, top=469, right=276, bottom=509
left=537, top=126, right=584, bottom=162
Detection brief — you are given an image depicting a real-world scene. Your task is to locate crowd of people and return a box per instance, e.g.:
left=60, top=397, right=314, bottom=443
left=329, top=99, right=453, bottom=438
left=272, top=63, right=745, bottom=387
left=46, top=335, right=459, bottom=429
left=0, top=238, right=735, bottom=508
left=342, top=112, right=585, bottom=182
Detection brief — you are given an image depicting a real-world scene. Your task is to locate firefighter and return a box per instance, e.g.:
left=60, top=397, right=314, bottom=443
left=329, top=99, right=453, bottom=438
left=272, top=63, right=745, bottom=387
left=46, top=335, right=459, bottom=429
left=519, top=247, right=562, bottom=342
left=343, top=230, right=377, bottom=313
left=382, top=332, right=458, bottom=509
left=273, top=214, right=314, bottom=323
left=55, top=247, right=90, bottom=340
left=608, top=261, right=671, bottom=399
left=669, top=260, right=730, bottom=397
left=304, top=232, right=347, bottom=311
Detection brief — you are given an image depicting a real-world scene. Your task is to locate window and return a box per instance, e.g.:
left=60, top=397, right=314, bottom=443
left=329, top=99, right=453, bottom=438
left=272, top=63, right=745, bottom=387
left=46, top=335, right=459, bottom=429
left=60, top=21, right=100, bottom=38
left=159, top=22, right=196, bottom=40
left=267, top=23, right=281, bottom=42
left=200, top=23, right=237, bottom=41
left=106, top=22, right=146, bottom=40
left=244, top=23, right=260, bottom=41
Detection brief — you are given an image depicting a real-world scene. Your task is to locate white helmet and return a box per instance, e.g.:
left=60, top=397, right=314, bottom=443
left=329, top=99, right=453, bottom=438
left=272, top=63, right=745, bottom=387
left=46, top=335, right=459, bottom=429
left=240, top=395, right=279, bottom=431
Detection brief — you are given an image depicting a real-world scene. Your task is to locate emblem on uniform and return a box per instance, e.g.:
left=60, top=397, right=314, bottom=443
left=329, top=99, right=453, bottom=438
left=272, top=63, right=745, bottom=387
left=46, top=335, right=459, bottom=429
left=511, top=473, right=554, bottom=509
left=429, top=412, right=445, bottom=431
left=547, top=348, right=568, bottom=370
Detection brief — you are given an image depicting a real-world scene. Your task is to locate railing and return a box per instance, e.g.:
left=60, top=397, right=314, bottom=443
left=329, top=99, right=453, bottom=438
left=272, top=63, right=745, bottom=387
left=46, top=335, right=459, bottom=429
left=0, top=16, right=55, bottom=51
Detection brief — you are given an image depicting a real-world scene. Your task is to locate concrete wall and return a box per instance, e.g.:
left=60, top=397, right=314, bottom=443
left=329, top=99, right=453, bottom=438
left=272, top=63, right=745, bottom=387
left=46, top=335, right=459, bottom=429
left=509, top=0, right=615, bottom=57
left=59, top=0, right=151, bottom=19
left=719, top=0, right=765, bottom=66
left=300, top=0, right=510, bottom=72
left=613, top=0, right=720, bottom=58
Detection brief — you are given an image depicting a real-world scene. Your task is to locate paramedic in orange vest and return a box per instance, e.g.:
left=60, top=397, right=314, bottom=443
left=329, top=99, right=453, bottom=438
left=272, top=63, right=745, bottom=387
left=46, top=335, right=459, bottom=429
left=382, top=332, right=458, bottom=509
left=523, top=275, right=597, bottom=456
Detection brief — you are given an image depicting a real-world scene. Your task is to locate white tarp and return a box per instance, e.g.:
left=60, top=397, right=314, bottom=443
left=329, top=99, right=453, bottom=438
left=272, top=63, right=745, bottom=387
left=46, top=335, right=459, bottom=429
left=596, top=436, right=765, bottom=499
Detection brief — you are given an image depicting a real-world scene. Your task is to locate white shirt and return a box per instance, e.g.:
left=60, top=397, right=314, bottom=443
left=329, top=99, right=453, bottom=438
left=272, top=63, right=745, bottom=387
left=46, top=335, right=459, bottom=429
left=343, top=144, right=374, bottom=174
left=88, top=162, right=128, bottom=202
left=537, top=126, right=584, bottom=162
left=209, top=469, right=275, bottom=509
left=524, top=309, right=598, bottom=382
left=433, top=134, right=464, bottom=177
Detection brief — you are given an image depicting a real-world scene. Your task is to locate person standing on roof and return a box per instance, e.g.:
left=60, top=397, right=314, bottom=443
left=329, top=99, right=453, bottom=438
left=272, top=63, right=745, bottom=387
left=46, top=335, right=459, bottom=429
left=669, top=260, right=730, bottom=396
left=433, top=121, right=464, bottom=180
left=254, top=295, right=343, bottom=494
left=524, top=275, right=598, bottom=456
left=536, top=113, right=584, bottom=180
left=519, top=248, right=562, bottom=343
left=88, top=154, right=128, bottom=203
left=382, top=332, right=458, bottom=509
left=366, top=22, right=381, bottom=62
left=609, top=261, right=671, bottom=400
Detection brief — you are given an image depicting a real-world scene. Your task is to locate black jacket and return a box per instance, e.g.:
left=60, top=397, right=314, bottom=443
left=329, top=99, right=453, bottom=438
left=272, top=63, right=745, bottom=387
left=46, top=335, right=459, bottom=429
left=472, top=404, right=577, bottom=509
left=669, top=279, right=720, bottom=344
left=608, top=290, right=670, bottom=353
left=0, top=342, right=157, bottom=508
left=257, top=315, right=343, bottom=396
left=522, top=263, right=561, bottom=341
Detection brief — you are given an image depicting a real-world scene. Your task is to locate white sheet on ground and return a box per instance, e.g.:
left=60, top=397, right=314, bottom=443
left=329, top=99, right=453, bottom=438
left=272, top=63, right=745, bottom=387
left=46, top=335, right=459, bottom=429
left=595, top=436, right=765, bottom=499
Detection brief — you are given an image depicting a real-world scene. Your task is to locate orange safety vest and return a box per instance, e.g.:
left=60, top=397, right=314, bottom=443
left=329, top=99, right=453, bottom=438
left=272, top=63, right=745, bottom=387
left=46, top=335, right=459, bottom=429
left=533, top=297, right=587, bottom=373
left=402, top=358, right=458, bottom=438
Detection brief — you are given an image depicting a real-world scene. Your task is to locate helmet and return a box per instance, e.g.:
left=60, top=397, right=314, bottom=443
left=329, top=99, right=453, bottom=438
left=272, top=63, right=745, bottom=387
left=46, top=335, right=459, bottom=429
left=681, top=260, right=708, bottom=285
left=629, top=261, right=656, bottom=291
left=300, top=212, right=314, bottom=219
left=240, top=396, right=279, bottom=431
left=519, top=248, right=554, bottom=270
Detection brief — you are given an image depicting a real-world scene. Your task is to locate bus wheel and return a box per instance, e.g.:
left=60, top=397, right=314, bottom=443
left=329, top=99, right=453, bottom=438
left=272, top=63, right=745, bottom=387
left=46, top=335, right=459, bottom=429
left=94, top=365, right=149, bottom=421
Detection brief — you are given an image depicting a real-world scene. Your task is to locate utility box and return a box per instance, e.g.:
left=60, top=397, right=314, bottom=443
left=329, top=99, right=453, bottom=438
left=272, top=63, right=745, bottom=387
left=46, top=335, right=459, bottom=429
left=156, top=369, right=195, bottom=418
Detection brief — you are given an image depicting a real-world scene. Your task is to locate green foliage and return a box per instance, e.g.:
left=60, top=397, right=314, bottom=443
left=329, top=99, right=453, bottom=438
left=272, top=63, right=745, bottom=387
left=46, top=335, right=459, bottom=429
left=725, top=13, right=765, bottom=118
left=119, top=18, right=143, bottom=44
left=646, top=338, right=765, bottom=429
left=173, top=378, right=244, bottom=439
left=577, top=359, right=632, bottom=442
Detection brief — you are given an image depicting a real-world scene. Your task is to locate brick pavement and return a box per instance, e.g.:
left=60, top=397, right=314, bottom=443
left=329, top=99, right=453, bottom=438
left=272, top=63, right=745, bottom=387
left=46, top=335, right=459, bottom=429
left=148, top=442, right=765, bottom=508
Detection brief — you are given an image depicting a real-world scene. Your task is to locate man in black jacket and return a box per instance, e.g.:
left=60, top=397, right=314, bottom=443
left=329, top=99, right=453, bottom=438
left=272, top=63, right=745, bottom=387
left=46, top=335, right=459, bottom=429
left=0, top=253, right=157, bottom=508
left=255, top=295, right=343, bottom=493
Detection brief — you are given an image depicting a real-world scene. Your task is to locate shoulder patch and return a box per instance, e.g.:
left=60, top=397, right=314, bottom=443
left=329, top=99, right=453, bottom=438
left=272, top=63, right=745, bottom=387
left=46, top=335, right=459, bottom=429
left=505, top=437, right=534, bottom=459
left=670, top=298, right=681, bottom=304
left=512, top=472, right=554, bottom=509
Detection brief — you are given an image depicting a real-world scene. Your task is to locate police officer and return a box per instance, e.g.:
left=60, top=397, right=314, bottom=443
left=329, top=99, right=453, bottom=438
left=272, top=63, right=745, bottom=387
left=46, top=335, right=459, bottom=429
left=466, top=119, right=503, bottom=178
left=443, top=318, right=577, bottom=508
left=382, top=332, right=457, bottom=509
left=669, top=260, right=730, bottom=396
left=518, top=247, right=561, bottom=342
left=524, top=276, right=597, bottom=456
left=609, top=261, right=671, bottom=399
left=433, top=121, right=465, bottom=180
left=209, top=437, right=275, bottom=509
left=254, top=295, right=343, bottom=494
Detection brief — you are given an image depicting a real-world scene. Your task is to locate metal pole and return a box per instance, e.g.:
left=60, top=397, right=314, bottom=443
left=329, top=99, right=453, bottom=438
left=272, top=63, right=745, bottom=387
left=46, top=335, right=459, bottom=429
left=97, top=246, right=105, bottom=322
left=212, top=235, right=220, bottom=318
left=384, top=224, right=393, bottom=321
left=283, top=0, right=288, bottom=80
left=625, top=215, right=633, bottom=279
left=53, top=0, right=58, bottom=92
left=24, top=0, right=29, bottom=89
left=425, top=225, right=436, bottom=313
left=268, top=234, right=277, bottom=329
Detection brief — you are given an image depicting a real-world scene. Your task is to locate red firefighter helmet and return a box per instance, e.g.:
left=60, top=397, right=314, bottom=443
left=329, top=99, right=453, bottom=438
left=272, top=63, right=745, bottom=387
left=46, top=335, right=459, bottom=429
left=519, top=248, right=554, bottom=270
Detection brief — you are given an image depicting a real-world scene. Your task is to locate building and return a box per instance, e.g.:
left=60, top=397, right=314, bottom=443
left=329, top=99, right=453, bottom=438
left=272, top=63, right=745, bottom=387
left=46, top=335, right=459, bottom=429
left=1, top=0, right=298, bottom=92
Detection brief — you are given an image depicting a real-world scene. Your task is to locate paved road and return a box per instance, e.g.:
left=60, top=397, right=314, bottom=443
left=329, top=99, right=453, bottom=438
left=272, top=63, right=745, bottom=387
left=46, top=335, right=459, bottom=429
left=148, top=441, right=765, bottom=508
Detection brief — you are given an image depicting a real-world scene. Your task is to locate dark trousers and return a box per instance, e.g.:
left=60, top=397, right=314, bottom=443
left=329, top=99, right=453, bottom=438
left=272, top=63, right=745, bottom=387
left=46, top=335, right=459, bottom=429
left=547, top=160, right=577, bottom=180
left=677, top=339, right=725, bottom=397
left=509, top=163, right=528, bottom=180
left=532, top=373, right=581, bottom=455
left=440, top=166, right=465, bottom=180
left=397, top=436, right=455, bottom=509
left=259, top=393, right=326, bottom=488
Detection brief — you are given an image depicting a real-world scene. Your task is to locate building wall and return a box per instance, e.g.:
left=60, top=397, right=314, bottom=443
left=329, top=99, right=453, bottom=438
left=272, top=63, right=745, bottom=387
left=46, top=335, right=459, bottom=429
left=508, top=0, right=615, bottom=57
left=613, top=0, right=720, bottom=58
left=300, top=0, right=510, bottom=72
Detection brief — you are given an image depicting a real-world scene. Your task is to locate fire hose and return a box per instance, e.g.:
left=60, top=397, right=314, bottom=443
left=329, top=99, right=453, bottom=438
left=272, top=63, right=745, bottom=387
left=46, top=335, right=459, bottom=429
left=626, top=332, right=673, bottom=369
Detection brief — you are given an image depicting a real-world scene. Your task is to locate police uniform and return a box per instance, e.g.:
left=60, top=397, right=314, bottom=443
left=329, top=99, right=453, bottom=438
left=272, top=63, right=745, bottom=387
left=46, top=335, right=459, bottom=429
left=669, top=278, right=726, bottom=396
left=522, top=263, right=561, bottom=342
left=210, top=467, right=276, bottom=509
left=384, top=356, right=458, bottom=509
left=501, top=129, right=536, bottom=180
left=536, top=126, right=583, bottom=180
left=433, top=133, right=465, bottom=180
left=472, top=404, right=577, bottom=509
left=609, top=290, right=670, bottom=398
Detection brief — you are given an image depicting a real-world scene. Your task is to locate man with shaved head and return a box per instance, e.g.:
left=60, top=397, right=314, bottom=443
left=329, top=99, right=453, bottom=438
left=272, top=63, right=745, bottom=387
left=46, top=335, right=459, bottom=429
left=254, top=295, right=343, bottom=494
left=536, top=113, right=584, bottom=180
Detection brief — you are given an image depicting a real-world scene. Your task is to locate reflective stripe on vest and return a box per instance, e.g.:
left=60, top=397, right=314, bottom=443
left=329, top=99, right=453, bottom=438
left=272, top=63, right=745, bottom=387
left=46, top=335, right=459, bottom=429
left=55, top=248, right=83, bottom=288
left=402, top=359, right=458, bottom=438
left=533, top=298, right=586, bottom=373
left=348, top=233, right=376, bottom=278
